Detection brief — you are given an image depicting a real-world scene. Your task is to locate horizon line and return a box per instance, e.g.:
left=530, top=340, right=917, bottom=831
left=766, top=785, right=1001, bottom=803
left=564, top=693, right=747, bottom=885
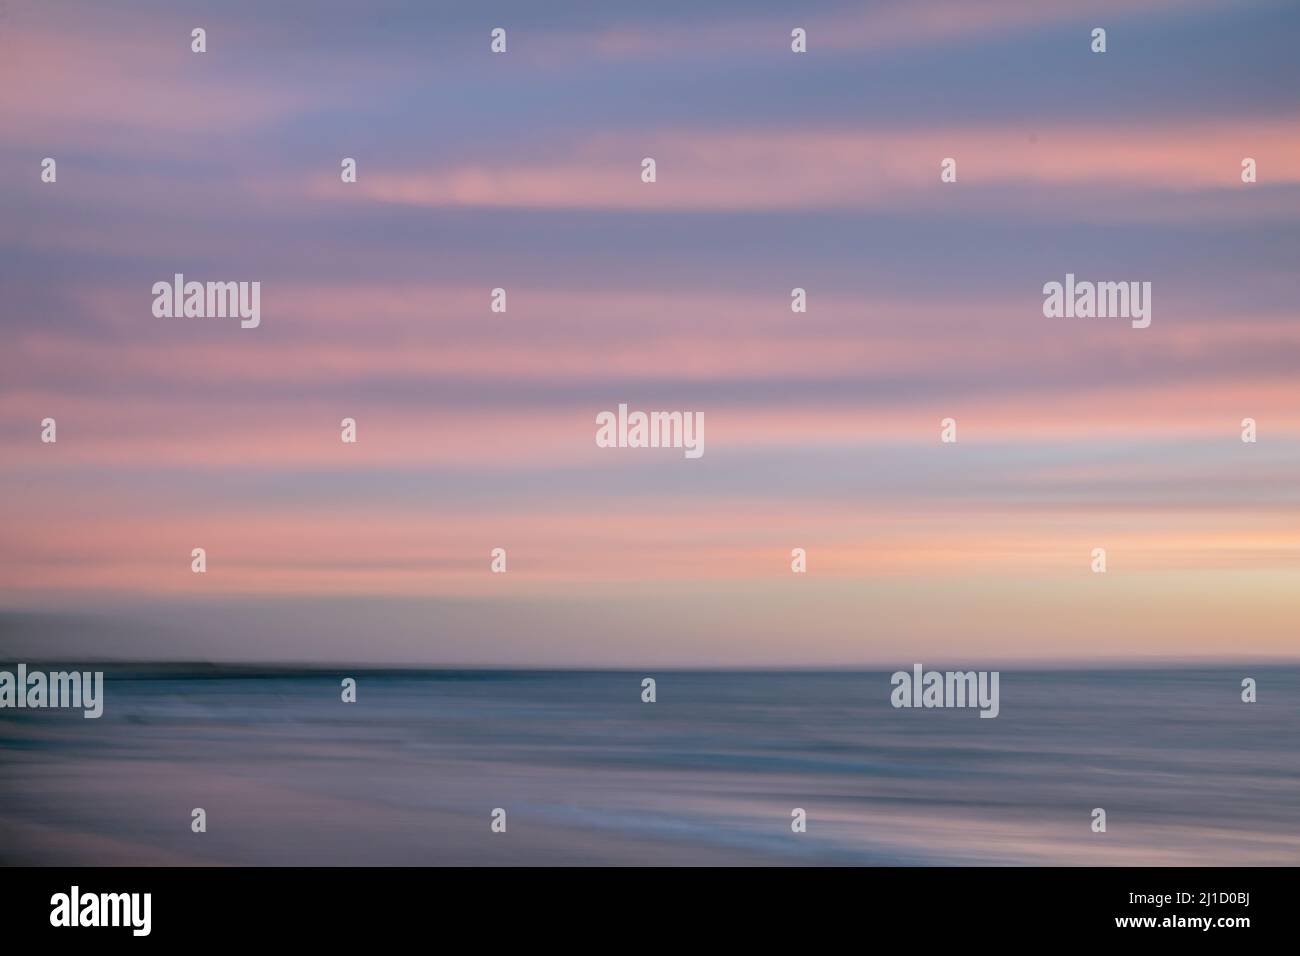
left=3, top=657, right=1297, bottom=674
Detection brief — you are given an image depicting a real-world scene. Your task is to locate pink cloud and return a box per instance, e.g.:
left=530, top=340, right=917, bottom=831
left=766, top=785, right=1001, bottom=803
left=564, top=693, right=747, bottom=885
left=311, top=120, right=1300, bottom=213
left=4, top=493, right=1297, bottom=599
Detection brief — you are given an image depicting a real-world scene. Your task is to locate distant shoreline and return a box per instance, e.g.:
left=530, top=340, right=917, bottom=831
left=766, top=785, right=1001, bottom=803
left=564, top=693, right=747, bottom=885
left=1, top=660, right=1298, bottom=679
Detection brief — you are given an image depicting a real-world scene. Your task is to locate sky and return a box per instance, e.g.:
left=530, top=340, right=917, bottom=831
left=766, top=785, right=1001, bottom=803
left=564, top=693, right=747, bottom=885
left=1, top=0, right=1298, bottom=665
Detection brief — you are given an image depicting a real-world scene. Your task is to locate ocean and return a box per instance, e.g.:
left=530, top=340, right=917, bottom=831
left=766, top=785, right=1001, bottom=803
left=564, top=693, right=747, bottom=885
left=1, top=667, right=1297, bottom=865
